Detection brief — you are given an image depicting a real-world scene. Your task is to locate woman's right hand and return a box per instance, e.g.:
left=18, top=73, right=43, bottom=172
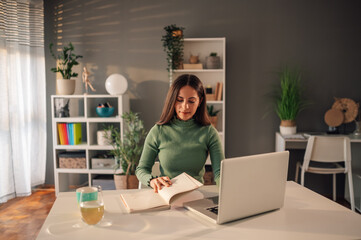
left=150, top=176, right=172, bottom=193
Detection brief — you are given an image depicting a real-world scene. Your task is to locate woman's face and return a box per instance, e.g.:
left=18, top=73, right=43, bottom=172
left=174, top=85, right=201, bottom=121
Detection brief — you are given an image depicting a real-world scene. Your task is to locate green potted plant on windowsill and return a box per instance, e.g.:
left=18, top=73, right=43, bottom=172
left=272, top=66, right=308, bottom=135
left=207, top=105, right=220, bottom=129
left=103, top=111, right=147, bottom=189
left=50, top=42, right=83, bottom=95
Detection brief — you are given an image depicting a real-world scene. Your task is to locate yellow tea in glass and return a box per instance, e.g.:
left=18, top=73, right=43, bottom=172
left=79, top=186, right=104, bottom=225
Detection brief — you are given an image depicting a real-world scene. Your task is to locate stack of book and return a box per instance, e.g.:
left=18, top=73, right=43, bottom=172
left=57, top=123, right=82, bottom=145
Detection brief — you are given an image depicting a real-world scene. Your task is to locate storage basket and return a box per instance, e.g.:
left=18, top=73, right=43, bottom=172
left=59, top=151, right=86, bottom=169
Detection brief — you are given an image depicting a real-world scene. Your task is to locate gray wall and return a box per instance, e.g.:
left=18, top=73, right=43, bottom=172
left=44, top=0, right=361, bottom=184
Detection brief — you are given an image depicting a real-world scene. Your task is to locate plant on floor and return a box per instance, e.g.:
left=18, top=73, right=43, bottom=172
left=49, top=42, right=83, bottom=79
left=104, top=111, right=147, bottom=176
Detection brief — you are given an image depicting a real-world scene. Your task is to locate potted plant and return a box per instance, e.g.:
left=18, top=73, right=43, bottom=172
left=272, top=66, right=307, bottom=135
left=161, top=24, right=185, bottom=85
left=50, top=42, right=83, bottom=95
left=104, top=111, right=147, bottom=189
left=207, top=105, right=220, bottom=129
left=206, top=52, right=221, bottom=69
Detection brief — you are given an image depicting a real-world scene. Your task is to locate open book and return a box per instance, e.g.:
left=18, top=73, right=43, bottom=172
left=120, top=172, right=203, bottom=213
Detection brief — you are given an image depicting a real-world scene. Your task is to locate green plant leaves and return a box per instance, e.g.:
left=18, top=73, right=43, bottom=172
left=103, top=111, right=147, bottom=175
left=49, top=42, right=83, bottom=79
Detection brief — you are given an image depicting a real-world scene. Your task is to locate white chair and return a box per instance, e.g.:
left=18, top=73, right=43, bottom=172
left=138, top=161, right=161, bottom=189
left=295, top=136, right=355, bottom=211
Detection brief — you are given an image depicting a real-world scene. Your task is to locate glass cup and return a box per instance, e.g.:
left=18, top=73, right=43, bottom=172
left=78, top=186, right=104, bottom=225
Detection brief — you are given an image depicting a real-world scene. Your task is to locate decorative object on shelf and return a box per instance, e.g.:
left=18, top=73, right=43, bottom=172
left=189, top=54, right=199, bottom=64
left=104, top=111, right=147, bottom=189
left=161, top=24, right=185, bottom=86
left=207, top=105, right=220, bottom=129
left=54, top=98, right=70, bottom=117
left=50, top=42, right=83, bottom=95
left=91, top=154, right=116, bottom=169
left=183, top=63, right=203, bottom=69
left=105, top=74, right=128, bottom=95
left=270, top=66, right=308, bottom=135
left=97, top=130, right=111, bottom=145
left=96, top=102, right=114, bottom=117
left=205, top=85, right=215, bottom=101
left=324, top=98, right=359, bottom=134
left=82, top=67, right=96, bottom=94
left=58, top=151, right=86, bottom=169
left=206, top=52, right=220, bottom=69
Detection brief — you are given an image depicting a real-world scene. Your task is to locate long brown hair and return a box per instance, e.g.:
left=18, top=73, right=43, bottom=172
left=157, top=74, right=211, bottom=126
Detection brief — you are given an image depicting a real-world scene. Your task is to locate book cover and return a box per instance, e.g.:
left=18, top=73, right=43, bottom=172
left=217, top=82, right=223, bottom=101
left=61, top=123, right=69, bottom=145
left=73, top=123, right=82, bottom=145
left=66, top=123, right=72, bottom=145
left=68, top=123, right=74, bottom=145
left=120, top=172, right=203, bottom=213
left=57, top=123, right=64, bottom=145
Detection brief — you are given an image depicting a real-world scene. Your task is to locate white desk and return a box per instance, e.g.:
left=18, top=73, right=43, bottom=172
left=37, top=182, right=361, bottom=240
left=275, top=132, right=361, bottom=211
left=275, top=132, right=361, bottom=152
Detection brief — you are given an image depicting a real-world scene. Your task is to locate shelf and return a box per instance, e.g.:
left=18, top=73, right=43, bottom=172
left=89, top=169, right=123, bottom=174
left=87, top=117, right=122, bottom=122
left=174, top=69, right=224, bottom=73
left=52, top=94, right=130, bottom=195
left=54, top=143, right=88, bottom=149
left=88, top=145, right=113, bottom=150
left=56, top=168, right=89, bottom=173
left=184, top=38, right=225, bottom=42
left=207, top=101, right=223, bottom=104
left=54, top=117, right=87, bottom=122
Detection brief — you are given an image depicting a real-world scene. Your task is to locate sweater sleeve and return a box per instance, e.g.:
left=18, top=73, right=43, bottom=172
left=207, top=125, right=225, bottom=186
left=135, top=125, right=160, bottom=186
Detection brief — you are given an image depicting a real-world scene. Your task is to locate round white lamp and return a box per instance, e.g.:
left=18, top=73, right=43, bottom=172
left=105, top=74, right=128, bottom=95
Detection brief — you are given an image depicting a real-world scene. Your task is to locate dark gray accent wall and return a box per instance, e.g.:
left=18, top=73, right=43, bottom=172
left=44, top=0, right=361, bottom=184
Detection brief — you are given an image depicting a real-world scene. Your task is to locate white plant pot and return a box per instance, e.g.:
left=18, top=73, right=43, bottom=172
left=280, top=125, right=297, bottom=135
left=56, top=79, right=75, bottom=95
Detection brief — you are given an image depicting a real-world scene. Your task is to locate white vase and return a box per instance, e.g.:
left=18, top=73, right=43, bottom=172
left=280, top=125, right=297, bottom=135
left=56, top=79, right=75, bottom=95
left=280, top=120, right=297, bottom=135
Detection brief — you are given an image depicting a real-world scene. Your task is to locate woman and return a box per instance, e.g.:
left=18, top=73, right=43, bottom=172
left=135, top=74, right=224, bottom=192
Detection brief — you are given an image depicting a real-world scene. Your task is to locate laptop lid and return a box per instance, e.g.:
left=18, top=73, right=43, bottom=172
left=183, top=151, right=289, bottom=224
left=217, top=151, right=289, bottom=224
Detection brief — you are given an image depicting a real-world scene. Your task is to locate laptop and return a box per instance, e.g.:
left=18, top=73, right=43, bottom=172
left=183, top=151, right=289, bottom=224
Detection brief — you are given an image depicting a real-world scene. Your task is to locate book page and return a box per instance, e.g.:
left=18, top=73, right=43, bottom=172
left=120, top=189, right=168, bottom=212
left=158, top=172, right=203, bottom=204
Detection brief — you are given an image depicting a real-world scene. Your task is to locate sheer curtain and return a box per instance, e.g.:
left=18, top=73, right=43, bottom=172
left=0, top=0, right=46, bottom=203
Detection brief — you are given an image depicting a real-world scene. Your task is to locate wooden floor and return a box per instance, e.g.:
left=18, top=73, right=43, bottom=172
left=0, top=185, right=358, bottom=240
left=0, top=187, right=56, bottom=240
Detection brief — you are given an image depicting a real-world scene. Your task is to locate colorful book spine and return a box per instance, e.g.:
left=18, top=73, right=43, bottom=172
left=57, top=123, right=68, bottom=145
left=57, top=123, right=64, bottom=145
left=67, top=123, right=74, bottom=145
left=61, top=123, right=69, bottom=145
left=73, top=123, right=82, bottom=145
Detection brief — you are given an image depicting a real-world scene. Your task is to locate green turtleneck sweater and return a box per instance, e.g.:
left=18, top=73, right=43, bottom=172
left=136, top=118, right=224, bottom=186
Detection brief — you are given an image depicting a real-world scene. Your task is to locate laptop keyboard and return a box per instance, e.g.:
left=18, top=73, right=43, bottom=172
left=206, top=206, right=218, bottom=215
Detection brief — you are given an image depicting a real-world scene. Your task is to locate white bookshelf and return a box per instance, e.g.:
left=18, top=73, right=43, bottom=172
left=51, top=94, right=129, bottom=195
left=174, top=38, right=226, bottom=164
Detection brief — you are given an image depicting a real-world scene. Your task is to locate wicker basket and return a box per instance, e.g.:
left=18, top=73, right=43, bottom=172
left=59, top=151, right=86, bottom=169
